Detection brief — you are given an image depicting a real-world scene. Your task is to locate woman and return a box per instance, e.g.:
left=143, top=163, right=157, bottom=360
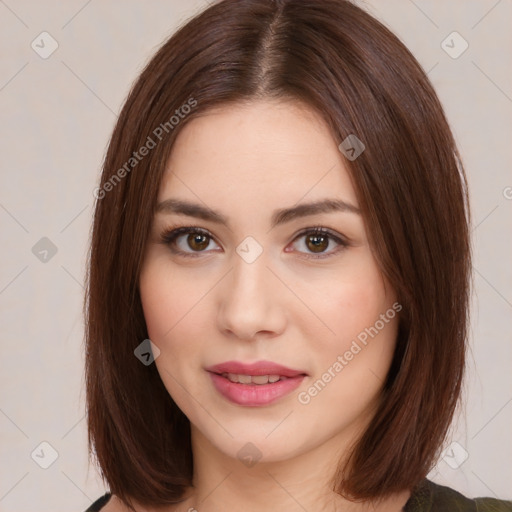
left=83, top=0, right=511, bottom=510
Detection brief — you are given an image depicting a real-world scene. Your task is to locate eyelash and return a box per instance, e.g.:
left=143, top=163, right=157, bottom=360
left=158, top=225, right=349, bottom=260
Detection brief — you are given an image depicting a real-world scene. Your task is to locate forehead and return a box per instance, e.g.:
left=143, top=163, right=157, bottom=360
left=159, top=99, right=358, bottom=208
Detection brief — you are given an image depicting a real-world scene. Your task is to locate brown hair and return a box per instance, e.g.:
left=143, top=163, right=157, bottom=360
left=84, top=0, right=471, bottom=507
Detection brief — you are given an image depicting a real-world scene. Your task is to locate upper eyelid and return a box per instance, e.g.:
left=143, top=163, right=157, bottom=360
left=163, top=225, right=343, bottom=240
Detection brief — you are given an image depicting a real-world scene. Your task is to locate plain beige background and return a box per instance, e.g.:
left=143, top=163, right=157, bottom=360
left=0, top=1, right=511, bottom=510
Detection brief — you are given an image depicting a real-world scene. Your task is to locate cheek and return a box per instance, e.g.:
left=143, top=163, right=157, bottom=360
left=313, top=264, right=393, bottom=340
left=139, top=259, right=204, bottom=342
left=139, top=261, right=207, bottom=403
left=302, top=276, right=399, bottom=421
left=305, top=258, right=398, bottom=378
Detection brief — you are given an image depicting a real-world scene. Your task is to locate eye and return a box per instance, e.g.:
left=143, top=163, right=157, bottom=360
left=159, top=226, right=220, bottom=257
left=288, top=227, right=348, bottom=259
left=159, top=225, right=349, bottom=260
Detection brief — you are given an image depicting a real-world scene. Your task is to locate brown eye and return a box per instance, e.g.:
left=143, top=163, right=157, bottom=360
left=305, top=234, right=329, bottom=253
left=187, top=233, right=210, bottom=251
left=160, top=226, right=219, bottom=257
left=289, top=227, right=348, bottom=259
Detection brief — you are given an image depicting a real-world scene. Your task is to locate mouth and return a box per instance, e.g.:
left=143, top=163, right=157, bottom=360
left=205, top=360, right=308, bottom=378
left=205, top=360, right=308, bottom=406
left=215, top=372, right=293, bottom=385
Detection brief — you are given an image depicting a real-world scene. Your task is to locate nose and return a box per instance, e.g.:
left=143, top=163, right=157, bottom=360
left=216, top=252, right=287, bottom=341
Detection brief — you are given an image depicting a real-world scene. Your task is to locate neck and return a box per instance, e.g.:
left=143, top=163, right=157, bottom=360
left=174, top=426, right=411, bottom=512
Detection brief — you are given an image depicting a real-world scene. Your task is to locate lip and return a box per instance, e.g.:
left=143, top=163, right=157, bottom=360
left=205, top=360, right=308, bottom=378
left=205, top=360, right=308, bottom=407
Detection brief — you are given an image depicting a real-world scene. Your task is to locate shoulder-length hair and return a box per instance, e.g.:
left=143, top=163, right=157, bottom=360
left=84, top=0, right=471, bottom=507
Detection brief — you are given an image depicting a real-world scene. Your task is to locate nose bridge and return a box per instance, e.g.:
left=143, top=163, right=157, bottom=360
left=229, top=248, right=271, bottom=307
left=216, top=248, right=285, bottom=339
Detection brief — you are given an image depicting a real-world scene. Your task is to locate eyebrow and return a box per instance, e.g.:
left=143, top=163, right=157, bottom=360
left=155, top=197, right=360, bottom=229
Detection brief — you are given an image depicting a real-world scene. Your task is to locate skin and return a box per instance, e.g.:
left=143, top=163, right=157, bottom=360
left=110, top=99, right=411, bottom=512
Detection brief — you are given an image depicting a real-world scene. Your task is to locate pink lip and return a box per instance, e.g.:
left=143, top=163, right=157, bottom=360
left=205, top=360, right=308, bottom=407
left=208, top=373, right=306, bottom=406
left=205, top=360, right=307, bottom=378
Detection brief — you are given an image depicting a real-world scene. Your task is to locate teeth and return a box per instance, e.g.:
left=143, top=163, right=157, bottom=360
left=237, top=374, right=252, bottom=384
left=222, top=373, right=285, bottom=385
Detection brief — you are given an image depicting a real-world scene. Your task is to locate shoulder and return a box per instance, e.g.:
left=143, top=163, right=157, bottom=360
left=85, top=491, right=192, bottom=512
left=404, top=479, right=512, bottom=512
left=84, top=493, right=125, bottom=512
left=84, top=493, right=182, bottom=512
left=474, top=496, right=512, bottom=512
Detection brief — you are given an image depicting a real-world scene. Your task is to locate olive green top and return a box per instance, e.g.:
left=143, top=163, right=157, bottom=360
left=403, top=478, right=512, bottom=512
left=85, top=478, right=512, bottom=511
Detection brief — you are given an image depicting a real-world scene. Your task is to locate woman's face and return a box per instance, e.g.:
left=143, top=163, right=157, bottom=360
left=139, top=99, right=400, bottom=466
